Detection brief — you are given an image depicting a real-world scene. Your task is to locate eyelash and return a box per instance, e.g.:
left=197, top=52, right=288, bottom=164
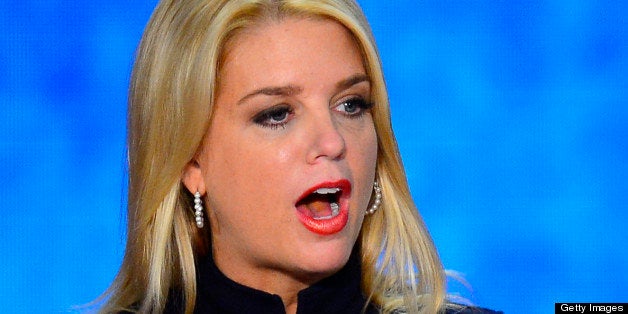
left=252, top=104, right=293, bottom=130
left=252, top=97, right=374, bottom=130
left=335, top=97, right=374, bottom=118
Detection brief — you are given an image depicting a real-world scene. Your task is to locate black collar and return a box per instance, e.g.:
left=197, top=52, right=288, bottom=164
left=191, top=250, right=378, bottom=314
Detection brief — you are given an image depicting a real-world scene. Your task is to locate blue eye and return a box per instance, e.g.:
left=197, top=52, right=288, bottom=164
left=252, top=105, right=293, bottom=129
left=335, top=97, right=374, bottom=117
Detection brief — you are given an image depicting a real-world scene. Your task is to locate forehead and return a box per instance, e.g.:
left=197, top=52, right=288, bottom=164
left=224, top=16, right=359, bottom=58
left=218, top=17, right=365, bottom=93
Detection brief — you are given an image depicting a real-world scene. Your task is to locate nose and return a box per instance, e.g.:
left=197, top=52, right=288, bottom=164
left=306, top=112, right=346, bottom=163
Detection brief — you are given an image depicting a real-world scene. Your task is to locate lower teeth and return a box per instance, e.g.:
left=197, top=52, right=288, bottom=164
left=313, top=202, right=339, bottom=220
left=331, top=202, right=339, bottom=215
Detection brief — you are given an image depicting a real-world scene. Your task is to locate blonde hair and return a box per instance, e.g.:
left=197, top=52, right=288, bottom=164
left=98, top=0, right=446, bottom=313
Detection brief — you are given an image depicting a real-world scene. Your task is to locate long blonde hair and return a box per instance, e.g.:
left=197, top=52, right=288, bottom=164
left=98, top=0, right=445, bottom=313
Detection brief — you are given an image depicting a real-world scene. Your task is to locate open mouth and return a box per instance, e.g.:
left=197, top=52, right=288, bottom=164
left=295, top=187, right=342, bottom=220
left=294, top=180, right=351, bottom=235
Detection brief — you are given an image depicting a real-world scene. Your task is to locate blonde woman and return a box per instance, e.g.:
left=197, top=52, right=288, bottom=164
left=98, top=0, right=500, bottom=313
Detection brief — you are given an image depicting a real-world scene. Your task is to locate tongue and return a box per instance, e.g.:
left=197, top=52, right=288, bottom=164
left=303, top=199, right=333, bottom=218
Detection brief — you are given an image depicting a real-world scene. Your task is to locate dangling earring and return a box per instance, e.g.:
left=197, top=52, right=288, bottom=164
left=366, top=181, right=382, bottom=215
left=194, top=191, right=204, bottom=228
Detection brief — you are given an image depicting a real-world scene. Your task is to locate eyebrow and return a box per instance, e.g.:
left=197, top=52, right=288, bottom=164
left=336, top=73, right=370, bottom=91
left=237, top=85, right=303, bottom=105
left=237, top=73, right=370, bottom=105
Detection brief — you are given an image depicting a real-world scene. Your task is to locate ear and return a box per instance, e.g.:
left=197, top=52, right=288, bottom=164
left=182, top=160, right=206, bottom=195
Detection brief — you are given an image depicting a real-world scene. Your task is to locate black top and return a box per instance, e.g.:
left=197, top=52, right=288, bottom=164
left=183, top=251, right=378, bottom=314
left=155, top=251, right=502, bottom=314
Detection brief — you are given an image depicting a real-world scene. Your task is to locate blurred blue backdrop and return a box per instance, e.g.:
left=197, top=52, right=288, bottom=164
left=1, top=1, right=626, bottom=313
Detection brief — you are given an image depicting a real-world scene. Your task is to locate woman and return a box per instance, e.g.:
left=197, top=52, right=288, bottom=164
left=98, top=0, right=499, bottom=313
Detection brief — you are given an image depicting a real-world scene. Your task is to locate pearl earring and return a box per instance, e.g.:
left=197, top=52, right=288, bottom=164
left=366, top=181, right=382, bottom=215
left=194, top=191, right=204, bottom=228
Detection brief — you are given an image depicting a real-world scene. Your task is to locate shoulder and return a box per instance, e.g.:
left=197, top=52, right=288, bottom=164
left=444, top=303, right=503, bottom=314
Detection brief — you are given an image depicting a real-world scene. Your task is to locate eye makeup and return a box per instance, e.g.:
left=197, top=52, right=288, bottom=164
left=252, top=104, right=294, bottom=129
left=334, top=96, right=374, bottom=118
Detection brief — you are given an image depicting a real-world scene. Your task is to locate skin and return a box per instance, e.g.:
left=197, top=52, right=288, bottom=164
left=183, top=17, right=378, bottom=313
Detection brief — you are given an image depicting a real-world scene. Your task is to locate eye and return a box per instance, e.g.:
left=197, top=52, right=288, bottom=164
left=334, top=97, right=374, bottom=118
left=252, top=104, right=293, bottom=129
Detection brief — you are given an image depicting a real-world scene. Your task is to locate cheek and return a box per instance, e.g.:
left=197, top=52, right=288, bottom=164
left=353, top=124, right=378, bottom=173
left=345, top=123, right=378, bottom=203
left=366, top=129, right=378, bottom=166
left=277, top=146, right=292, bottom=164
left=202, top=131, right=296, bottom=213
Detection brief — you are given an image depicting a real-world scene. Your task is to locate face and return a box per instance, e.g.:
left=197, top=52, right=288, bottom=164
left=185, top=17, right=378, bottom=286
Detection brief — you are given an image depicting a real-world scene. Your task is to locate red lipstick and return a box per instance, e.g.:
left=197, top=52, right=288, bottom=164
left=295, top=179, right=351, bottom=235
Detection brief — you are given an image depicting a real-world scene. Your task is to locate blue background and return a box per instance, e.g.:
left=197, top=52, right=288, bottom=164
left=1, top=1, right=626, bottom=313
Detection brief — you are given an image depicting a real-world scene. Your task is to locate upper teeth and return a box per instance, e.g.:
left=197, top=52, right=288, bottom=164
left=314, top=187, right=340, bottom=194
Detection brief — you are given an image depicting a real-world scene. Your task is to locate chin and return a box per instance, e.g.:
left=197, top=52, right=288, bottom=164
left=291, top=239, right=355, bottom=277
